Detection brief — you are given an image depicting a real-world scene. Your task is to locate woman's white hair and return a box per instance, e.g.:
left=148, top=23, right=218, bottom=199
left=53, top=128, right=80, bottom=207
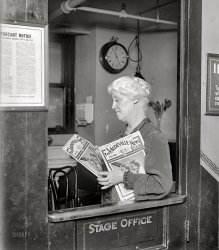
left=108, top=76, right=151, bottom=100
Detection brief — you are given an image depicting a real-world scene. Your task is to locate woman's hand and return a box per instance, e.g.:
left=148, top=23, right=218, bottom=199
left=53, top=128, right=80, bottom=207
left=97, top=168, right=124, bottom=190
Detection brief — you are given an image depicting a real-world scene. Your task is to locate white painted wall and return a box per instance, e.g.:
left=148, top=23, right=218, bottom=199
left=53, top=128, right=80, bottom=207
left=75, top=27, right=177, bottom=146
left=141, top=32, right=177, bottom=141
left=94, top=28, right=177, bottom=145
left=74, top=29, right=97, bottom=143
left=95, top=27, right=137, bottom=145
left=201, top=0, right=219, bottom=166
left=49, top=25, right=177, bottom=148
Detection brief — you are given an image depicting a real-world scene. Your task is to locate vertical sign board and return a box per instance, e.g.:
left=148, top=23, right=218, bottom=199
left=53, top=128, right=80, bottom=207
left=0, top=23, right=47, bottom=110
left=206, top=53, right=219, bottom=115
left=77, top=209, right=166, bottom=250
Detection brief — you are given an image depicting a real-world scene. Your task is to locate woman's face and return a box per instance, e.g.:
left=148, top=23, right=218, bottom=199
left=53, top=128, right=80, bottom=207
left=112, top=93, right=134, bottom=123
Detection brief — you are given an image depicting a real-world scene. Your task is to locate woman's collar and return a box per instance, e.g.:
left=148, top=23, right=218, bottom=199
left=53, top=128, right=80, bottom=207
left=126, top=117, right=150, bottom=134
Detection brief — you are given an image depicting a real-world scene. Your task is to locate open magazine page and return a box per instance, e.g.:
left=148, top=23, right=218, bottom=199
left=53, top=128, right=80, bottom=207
left=63, top=134, right=103, bottom=177
left=98, top=131, right=145, bottom=201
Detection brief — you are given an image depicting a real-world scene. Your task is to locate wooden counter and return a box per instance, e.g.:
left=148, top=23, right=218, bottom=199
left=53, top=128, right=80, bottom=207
left=48, top=194, right=186, bottom=250
left=49, top=194, right=186, bottom=222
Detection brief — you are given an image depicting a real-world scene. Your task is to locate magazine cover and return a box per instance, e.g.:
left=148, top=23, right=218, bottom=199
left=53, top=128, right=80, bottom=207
left=99, top=131, right=145, bottom=201
left=63, top=134, right=103, bottom=177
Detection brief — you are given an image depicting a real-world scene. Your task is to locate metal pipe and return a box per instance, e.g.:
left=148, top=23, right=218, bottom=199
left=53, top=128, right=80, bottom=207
left=66, top=6, right=178, bottom=26
left=49, top=0, right=87, bottom=22
left=50, top=0, right=178, bottom=26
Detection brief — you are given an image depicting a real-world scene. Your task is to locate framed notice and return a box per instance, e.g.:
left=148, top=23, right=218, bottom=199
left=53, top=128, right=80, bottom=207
left=0, top=23, right=48, bottom=110
left=206, top=53, right=219, bottom=115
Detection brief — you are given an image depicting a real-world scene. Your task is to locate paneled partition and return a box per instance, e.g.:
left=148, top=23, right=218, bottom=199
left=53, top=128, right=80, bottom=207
left=0, top=0, right=48, bottom=249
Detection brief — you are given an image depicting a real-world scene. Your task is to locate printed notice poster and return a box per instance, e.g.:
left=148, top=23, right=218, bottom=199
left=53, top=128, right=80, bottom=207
left=0, top=24, right=45, bottom=107
left=206, top=53, right=219, bottom=115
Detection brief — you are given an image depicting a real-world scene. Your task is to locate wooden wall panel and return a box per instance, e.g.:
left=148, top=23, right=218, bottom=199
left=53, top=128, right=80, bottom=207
left=26, top=0, right=48, bottom=24
left=2, top=0, right=47, bottom=24
left=48, top=221, right=76, bottom=250
left=0, top=0, right=48, bottom=249
left=185, top=0, right=202, bottom=248
left=200, top=167, right=218, bottom=250
left=168, top=203, right=187, bottom=250
left=168, top=0, right=202, bottom=249
left=1, top=112, right=27, bottom=250
left=179, top=0, right=202, bottom=249
left=1, top=112, right=48, bottom=250
left=2, top=0, right=27, bottom=22
left=25, top=112, right=48, bottom=250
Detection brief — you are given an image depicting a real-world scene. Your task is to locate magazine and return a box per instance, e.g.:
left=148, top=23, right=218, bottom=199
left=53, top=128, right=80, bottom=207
left=63, top=134, right=103, bottom=177
left=63, top=131, right=145, bottom=201
left=99, top=131, right=145, bottom=201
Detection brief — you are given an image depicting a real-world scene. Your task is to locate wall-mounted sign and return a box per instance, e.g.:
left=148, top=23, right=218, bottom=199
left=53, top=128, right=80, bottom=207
left=77, top=210, right=165, bottom=250
left=206, top=53, right=219, bottom=115
left=0, top=23, right=47, bottom=110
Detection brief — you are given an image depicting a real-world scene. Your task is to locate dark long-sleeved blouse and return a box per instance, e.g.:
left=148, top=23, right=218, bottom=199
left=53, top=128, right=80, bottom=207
left=104, top=118, right=173, bottom=202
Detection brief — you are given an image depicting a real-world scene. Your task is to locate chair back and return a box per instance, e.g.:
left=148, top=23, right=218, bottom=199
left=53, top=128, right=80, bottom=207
left=48, top=166, right=77, bottom=210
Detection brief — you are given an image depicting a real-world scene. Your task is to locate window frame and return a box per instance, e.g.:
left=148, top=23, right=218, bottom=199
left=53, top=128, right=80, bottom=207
left=48, top=34, right=75, bottom=134
left=48, top=1, right=184, bottom=211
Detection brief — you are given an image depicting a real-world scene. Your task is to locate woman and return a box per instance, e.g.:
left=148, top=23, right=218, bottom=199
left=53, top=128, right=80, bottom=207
left=97, top=76, right=173, bottom=202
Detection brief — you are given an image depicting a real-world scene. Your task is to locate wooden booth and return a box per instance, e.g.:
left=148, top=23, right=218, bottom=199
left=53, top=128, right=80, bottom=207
left=0, top=0, right=218, bottom=250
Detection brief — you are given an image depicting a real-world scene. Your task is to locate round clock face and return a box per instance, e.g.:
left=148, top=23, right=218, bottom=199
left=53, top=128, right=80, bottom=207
left=106, top=44, right=128, bottom=71
left=100, top=42, right=129, bottom=74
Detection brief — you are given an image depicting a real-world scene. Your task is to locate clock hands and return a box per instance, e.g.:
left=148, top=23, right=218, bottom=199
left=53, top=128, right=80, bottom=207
left=111, top=47, right=122, bottom=67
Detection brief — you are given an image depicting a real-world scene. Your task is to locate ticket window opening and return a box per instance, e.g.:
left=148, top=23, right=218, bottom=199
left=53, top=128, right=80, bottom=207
left=76, top=103, right=93, bottom=126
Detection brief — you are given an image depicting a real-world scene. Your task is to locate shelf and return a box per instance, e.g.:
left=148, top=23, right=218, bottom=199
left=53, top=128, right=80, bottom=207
left=49, top=194, right=186, bottom=223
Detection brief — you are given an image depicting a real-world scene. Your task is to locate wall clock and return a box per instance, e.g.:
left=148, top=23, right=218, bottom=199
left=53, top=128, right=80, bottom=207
left=99, top=40, right=129, bottom=74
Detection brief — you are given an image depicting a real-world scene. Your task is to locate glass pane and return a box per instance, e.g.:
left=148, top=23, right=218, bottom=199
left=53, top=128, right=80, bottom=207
left=49, top=42, right=62, bottom=83
left=48, top=87, right=64, bottom=128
